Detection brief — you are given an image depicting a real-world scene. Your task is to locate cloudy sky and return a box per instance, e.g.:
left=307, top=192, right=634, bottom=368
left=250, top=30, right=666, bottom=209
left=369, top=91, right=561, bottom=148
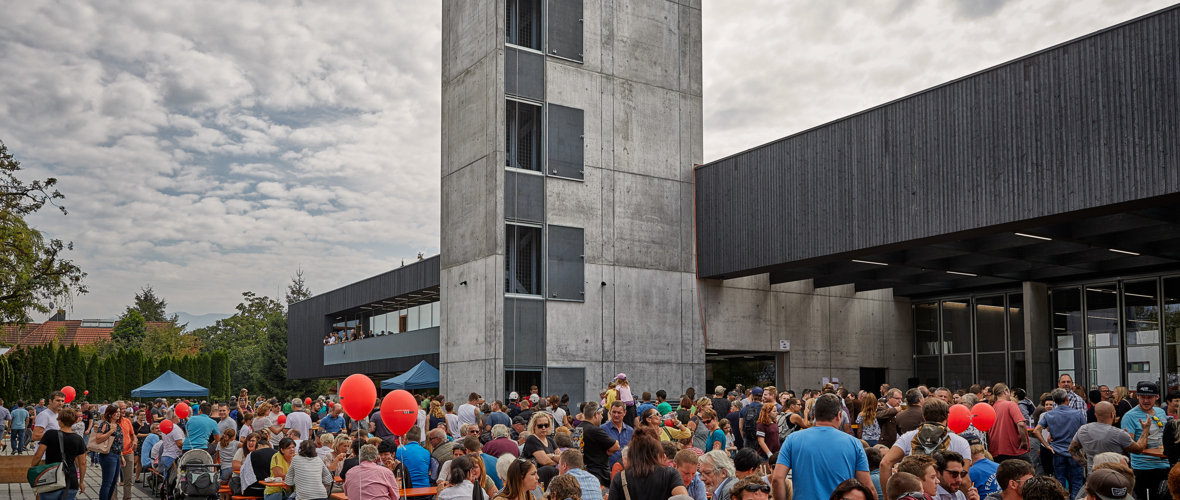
left=2, top=0, right=1172, bottom=319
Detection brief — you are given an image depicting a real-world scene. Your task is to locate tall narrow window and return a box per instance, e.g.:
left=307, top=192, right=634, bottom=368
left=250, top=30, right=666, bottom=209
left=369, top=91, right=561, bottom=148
left=506, top=224, right=543, bottom=295
left=506, top=0, right=542, bottom=50
left=507, top=100, right=543, bottom=171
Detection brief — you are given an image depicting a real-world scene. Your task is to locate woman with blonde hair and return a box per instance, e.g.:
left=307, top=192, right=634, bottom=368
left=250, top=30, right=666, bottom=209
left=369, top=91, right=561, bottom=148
left=523, top=412, right=559, bottom=480
left=856, top=392, right=880, bottom=447
left=326, top=435, right=352, bottom=475
left=1114, top=386, right=1133, bottom=423
left=430, top=400, right=449, bottom=434
left=615, top=373, right=637, bottom=426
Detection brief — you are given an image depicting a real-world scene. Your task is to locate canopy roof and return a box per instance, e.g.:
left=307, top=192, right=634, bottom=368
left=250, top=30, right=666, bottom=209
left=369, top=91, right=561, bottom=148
left=131, top=370, right=209, bottom=398
left=381, top=360, right=439, bottom=390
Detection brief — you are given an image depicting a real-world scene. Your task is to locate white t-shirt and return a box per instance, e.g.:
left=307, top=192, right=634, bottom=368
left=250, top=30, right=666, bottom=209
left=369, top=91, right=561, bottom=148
left=285, top=411, right=313, bottom=441
left=161, top=426, right=186, bottom=460
left=551, top=407, right=567, bottom=426
left=446, top=414, right=460, bottom=439
left=34, top=408, right=60, bottom=432
left=416, top=410, right=428, bottom=443
left=457, top=404, right=479, bottom=429
left=893, top=428, right=971, bottom=460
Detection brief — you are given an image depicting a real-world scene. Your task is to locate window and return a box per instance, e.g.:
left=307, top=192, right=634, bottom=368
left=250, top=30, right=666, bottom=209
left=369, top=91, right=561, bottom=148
left=506, top=224, right=543, bottom=295
left=506, top=0, right=542, bottom=50
left=507, top=100, right=542, bottom=171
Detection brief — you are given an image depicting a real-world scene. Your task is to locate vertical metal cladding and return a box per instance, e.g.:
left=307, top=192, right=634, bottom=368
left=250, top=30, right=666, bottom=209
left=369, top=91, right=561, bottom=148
left=694, top=5, right=1180, bottom=280
left=287, top=256, right=441, bottom=380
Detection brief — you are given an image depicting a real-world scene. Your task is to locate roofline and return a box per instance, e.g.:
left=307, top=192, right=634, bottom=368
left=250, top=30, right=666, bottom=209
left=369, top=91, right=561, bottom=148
left=696, top=2, right=1180, bottom=170
left=295, top=254, right=441, bottom=302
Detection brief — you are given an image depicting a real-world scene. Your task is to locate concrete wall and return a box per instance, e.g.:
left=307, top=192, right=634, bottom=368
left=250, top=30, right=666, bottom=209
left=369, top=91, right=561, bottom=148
left=440, top=0, right=705, bottom=402
left=700, top=275, right=913, bottom=392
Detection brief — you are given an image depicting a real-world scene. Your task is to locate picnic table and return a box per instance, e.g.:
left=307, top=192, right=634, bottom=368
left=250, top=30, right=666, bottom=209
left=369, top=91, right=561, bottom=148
left=329, top=486, right=437, bottom=499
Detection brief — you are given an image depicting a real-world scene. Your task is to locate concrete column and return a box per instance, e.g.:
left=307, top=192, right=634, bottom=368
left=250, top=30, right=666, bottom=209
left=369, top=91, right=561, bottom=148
left=1023, top=282, right=1053, bottom=396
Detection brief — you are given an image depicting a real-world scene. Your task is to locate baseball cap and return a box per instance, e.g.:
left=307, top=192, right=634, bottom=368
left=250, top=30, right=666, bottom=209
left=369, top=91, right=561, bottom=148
left=1087, top=469, right=1131, bottom=500
left=1136, top=382, right=1160, bottom=396
left=728, top=391, right=740, bottom=398
left=616, top=373, right=627, bottom=380
left=751, top=387, right=764, bottom=396
left=508, top=392, right=519, bottom=400
left=529, top=394, right=540, bottom=403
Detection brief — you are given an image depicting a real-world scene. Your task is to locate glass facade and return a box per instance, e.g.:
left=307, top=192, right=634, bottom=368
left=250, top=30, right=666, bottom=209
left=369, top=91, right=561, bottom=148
left=916, top=275, right=1180, bottom=393
left=912, top=293, right=1026, bottom=390
left=329, top=301, right=441, bottom=342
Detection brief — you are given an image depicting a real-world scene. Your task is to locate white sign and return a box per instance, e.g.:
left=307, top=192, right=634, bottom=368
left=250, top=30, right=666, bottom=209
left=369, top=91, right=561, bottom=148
left=779, top=340, right=790, bottom=351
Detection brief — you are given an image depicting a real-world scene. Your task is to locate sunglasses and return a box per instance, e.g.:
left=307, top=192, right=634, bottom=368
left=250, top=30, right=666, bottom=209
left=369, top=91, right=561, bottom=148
left=701, top=419, right=713, bottom=424
left=536, top=424, right=550, bottom=429
left=743, top=484, right=771, bottom=493
left=944, top=470, right=967, bottom=478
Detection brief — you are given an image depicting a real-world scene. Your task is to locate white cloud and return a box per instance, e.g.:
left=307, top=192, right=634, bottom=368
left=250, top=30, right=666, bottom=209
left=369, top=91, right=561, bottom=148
left=0, top=0, right=1170, bottom=318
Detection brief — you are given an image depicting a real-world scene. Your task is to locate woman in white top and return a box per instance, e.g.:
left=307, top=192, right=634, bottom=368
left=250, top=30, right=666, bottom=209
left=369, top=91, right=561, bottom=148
left=437, top=455, right=489, bottom=500
left=283, top=440, right=333, bottom=500
left=233, top=432, right=260, bottom=477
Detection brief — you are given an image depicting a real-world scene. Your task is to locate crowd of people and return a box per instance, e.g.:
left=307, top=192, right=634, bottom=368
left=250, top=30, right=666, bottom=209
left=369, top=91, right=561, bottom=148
left=10, top=373, right=1180, bottom=500
left=323, top=328, right=388, bottom=344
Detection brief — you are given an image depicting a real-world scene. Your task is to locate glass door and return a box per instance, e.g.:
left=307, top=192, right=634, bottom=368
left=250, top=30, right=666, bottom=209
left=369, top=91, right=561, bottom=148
left=1086, top=285, right=1122, bottom=391
left=1124, top=280, right=1162, bottom=389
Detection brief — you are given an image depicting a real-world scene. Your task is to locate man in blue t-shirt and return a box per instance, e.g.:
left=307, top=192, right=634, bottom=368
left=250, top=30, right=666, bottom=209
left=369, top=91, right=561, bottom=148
left=319, top=404, right=347, bottom=434
left=395, top=426, right=431, bottom=488
left=1122, top=381, right=1169, bottom=500
left=10, top=401, right=30, bottom=454
left=181, top=402, right=220, bottom=450
left=772, top=394, right=873, bottom=500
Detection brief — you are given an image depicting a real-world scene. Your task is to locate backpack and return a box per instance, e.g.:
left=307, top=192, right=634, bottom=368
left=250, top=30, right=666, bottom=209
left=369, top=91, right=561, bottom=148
left=777, top=411, right=799, bottom=440
left=181, top=464, right=220, bottom=496
left=910, top=422, right=951, bottom=456
left=742, top=402, right=762, bottom=448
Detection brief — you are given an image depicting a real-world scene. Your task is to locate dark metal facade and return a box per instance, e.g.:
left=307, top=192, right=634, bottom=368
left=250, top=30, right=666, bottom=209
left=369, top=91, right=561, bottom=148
left=695, top=6, right=1180, bottom=283
left=287, top=256, right=441, bottom=380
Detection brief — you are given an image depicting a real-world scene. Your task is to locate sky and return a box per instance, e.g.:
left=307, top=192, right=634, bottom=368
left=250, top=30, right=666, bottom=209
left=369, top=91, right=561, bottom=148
left=1, top=0, right=1173, bottom=319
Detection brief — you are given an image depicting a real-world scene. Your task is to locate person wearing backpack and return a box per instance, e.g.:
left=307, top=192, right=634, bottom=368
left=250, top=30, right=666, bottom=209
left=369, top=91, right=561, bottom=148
left=776, top=398, right=808, bottom=442
left=31, top=407, right=88, bottom=500
left=878, top=397, right=973, bottom=492
left=738, top=388, right=765, bottom=450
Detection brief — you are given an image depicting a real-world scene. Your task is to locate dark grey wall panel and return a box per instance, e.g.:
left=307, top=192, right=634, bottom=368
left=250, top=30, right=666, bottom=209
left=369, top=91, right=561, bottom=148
left=504, top=297, right=545, bottom=366
left=547, top=104, right=585, bottom=180
left=547, top=225, right=585, bottom=301
left=288, top=256, right=441, bottom=379
left=505, top=170, right=546, bottom=223
left=695, top=6, right=1180, bottom=279
left=506, top=46, right=545, bottom=101
left=546, top=367, right=586, bottom=407
left=547, top=0, right=583, bottom=63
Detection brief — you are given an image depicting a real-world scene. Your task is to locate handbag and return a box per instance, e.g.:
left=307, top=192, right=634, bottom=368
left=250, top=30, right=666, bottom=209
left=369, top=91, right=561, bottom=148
left=28, top=430, right=68, bottom=493
left=87, top=423, right=114, bottom=454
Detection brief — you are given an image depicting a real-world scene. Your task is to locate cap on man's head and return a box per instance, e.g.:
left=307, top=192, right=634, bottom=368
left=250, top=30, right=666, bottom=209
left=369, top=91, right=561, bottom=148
left=1087, top=469, right=1131, bottom=500
left=751, top=387, right=764, bottom=396
left=529, top=394, right=540, bottom=403
left=512, top=416, right=527, bottom=426
left=1136, top=382, right=1160, bottom=397
left=508, top=392, right=519, bottom=401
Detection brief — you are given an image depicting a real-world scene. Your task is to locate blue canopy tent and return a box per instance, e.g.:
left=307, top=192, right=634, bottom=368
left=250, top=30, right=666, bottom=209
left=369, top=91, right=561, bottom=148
left=381, top=361, right=439, bottom=391
left=131, top=370, right=209, bottom=398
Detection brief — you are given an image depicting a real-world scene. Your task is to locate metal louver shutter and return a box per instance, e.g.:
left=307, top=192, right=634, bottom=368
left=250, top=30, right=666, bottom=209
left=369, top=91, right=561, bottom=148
left=504, top=297, right=545, bottom=366
left=505, top=170, right=546, bottom=223
left=547, top=0, right=583, bottom=63
left=547, top=225, right=585, bottom=301
left=505, top=46, right=545, bottom=101
left=547, top=104, right=584, bottom=180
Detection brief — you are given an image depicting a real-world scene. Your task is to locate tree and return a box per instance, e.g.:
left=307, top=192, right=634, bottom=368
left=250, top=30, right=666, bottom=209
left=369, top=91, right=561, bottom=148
left=141, top=321, right=199, bottom=358
left=111, top=310, right=147, bottom=348
left=192, top=292, right=284, bottom=391
left=0, top=141, right=87, bottom=324
left=124, top=285, right=174, bottom=322
left=285, top=268, right=312, bottom=306
left=124, top=349, right=142, bottom=397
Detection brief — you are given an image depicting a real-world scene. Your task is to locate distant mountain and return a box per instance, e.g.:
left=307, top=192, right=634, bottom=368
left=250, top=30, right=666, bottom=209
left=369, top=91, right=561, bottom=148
left=175, top=312, right=233, bottom=330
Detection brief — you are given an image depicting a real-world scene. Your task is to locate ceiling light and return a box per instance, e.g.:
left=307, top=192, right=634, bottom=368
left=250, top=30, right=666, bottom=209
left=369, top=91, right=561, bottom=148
left=1015, top=232, right=1052, bottom=241
left=947, top=271, right=977, bottom=277
left=1125, top=293, right=1155, bottom=299
left=852, top=259, right=888, bottom=266
left=1110, top=249, right=1140, bottom=256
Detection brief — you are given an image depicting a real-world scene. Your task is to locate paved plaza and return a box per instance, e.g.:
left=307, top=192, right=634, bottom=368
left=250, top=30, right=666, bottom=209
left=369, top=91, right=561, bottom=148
left=2, top=443, right=156, bottom=500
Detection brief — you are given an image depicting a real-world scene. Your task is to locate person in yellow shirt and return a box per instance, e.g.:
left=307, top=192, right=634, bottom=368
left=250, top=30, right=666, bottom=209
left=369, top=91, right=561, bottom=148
left=642, top=405, right=692, bottom=441
left=265, top=438, right=296, bottom=500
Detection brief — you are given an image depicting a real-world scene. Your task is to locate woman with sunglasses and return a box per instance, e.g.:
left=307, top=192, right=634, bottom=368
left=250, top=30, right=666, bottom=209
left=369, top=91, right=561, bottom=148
left=523, top=413, right=560, bottom=487
left=731, top=475, right=772, bottom=500
left=698, top=409, right=725, bottom=452
left=607, top=426, right=687, bottom=500
left=493, top=458, right=540, bottom=500
left=639, top=408, right=692, bottom=442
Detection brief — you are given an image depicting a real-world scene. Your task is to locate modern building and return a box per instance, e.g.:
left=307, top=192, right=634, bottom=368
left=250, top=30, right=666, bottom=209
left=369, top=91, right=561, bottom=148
left=289, top=3, right=1180, bottom=401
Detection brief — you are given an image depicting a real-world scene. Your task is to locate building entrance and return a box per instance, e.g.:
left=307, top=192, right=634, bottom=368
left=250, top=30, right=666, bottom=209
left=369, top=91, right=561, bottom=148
left=706, top=351, right=778, bottom=394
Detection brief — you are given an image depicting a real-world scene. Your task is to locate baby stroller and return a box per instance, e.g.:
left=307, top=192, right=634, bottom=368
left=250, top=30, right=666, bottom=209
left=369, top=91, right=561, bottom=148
left=164, top=449, right=221, bottom=500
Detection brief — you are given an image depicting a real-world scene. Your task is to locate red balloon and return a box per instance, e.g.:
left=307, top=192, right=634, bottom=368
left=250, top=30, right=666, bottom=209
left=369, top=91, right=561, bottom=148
left=972, top=403, right=997, bottom=432
left=947, top=404, right=972, bottom=434
left=380, top=390, right=418, bottom=435
left=61, top=386, right=76, bottom=404
left=160, top=420, right=174, bottom=434
left=665, top=418, right=677, bottom=427
left=340, top=374, right=377, bottom=421
left=305, top=397, right=313, bottom=406
left=175, top=402, right=191, bottom=419
left=277, top=414, right=287, bottom=425
left=84, top=390, right=89, bottom=395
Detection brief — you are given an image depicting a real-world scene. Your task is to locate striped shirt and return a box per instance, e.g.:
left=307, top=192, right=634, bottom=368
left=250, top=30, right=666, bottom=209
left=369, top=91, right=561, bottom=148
left=283, top=455, right=333, bottom=500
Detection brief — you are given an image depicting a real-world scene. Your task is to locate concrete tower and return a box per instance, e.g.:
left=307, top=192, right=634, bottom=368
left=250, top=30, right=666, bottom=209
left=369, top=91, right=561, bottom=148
left=439, top=0, right=704, bottom=403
